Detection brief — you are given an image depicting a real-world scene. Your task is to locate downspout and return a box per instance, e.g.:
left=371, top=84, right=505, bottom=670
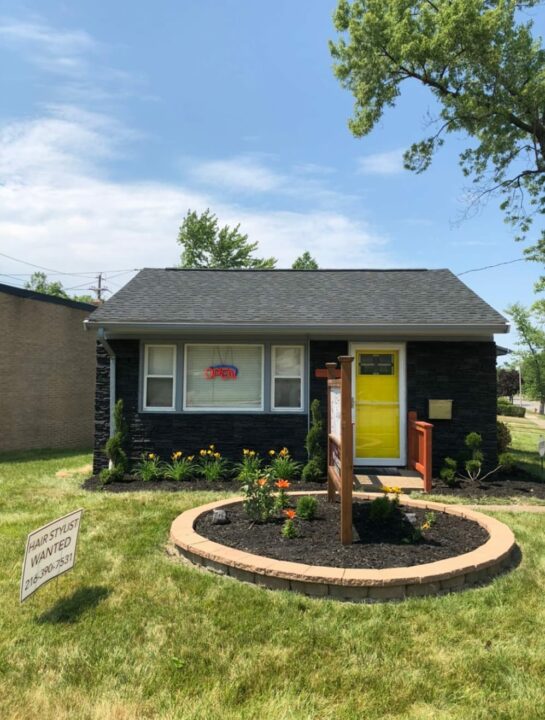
left=97, top=327, right=116, bottom=440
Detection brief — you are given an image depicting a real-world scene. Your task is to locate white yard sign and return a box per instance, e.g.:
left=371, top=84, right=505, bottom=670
left=20, top=509, right=83, bottom=603
left=330, top=385, right=341, bottom=441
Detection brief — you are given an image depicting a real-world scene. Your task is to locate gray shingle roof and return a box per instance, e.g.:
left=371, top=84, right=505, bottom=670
left=86, top=268, right=508, bottom=330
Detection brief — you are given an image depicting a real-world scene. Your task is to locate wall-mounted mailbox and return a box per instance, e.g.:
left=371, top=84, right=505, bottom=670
left=429, top=399, right=453, bottom=420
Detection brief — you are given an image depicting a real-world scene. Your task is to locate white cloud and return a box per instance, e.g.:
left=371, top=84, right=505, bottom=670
left=189, top=155, right=285, bottom=193
left=0, top=19, right=96, bottom=75
left=357, top=149, right=405, bottom=176
left=0, top=109, right=391, bottom=285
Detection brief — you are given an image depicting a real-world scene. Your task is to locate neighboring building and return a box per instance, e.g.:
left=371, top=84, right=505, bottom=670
left=0, top=283, right=97, bottom=453
left=86, top=268, right=509, bottom=475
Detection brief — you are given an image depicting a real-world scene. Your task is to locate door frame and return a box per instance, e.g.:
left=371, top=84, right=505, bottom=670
left=349, top=342, right=407, bottom=467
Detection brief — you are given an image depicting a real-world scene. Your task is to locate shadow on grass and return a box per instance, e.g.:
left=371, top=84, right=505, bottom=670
left=0, top=447, right=92, bottom=465
left=36, top=585, right=111, bottom=624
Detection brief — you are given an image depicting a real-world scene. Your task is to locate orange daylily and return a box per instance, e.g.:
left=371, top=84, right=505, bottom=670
left=283, top=509, right=296, bottom=520
left=257, top=478, right=268, bottom=487
left=275, top=479, right=290, bottom=489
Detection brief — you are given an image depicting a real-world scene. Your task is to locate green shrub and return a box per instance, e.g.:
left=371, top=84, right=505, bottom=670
left=240, top=474, right=276, bottom=523
left=439, top=457, right=458, bottom=487
left=498, top=452, right=515, bottom=473
left=368, top=494, right=398, bottom=525
left=267, top=447, right=302, bottom=481
left=302, top=399, right=325, bottom=482
left=196, top=446, right=230, bottom=482
left=296, top=495, right=318, bottom=520
left=497, top=420, right=512, bottom=454
left=136, top=452, right=162, bottom=482
left=235, top=449, right=263, bottom=483
left=497, top=402, right=526, bottom=417
left=163, top=451, right=197, bottom=481
left=101, top=399, right=128, bottom=484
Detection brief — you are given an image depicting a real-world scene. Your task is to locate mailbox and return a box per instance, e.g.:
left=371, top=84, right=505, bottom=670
left=428, top=399, right=453, bottom=420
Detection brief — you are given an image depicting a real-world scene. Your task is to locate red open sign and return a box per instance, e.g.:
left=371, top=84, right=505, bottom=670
left=204, top=364, right=238, bottom=380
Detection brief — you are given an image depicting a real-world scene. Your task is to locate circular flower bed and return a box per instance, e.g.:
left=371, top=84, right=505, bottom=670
left=170, top=492, right=517, bottom=602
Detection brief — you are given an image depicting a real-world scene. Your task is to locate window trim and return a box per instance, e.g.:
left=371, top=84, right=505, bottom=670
left=183, top=343, right=265, bottom=412
left=143, top=344, right=177, bottom=411
left=271, top=344, right=304, bottom=412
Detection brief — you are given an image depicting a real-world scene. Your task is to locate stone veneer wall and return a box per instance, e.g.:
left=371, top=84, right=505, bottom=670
left=406, top=341, right=498, bottom=473
left=93, top=338, right=497, bottom=475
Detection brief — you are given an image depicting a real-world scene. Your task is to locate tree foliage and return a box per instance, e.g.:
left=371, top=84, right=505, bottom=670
left=330, top=1, right=545, bottom=268
left=25, top=271, right=69, bottom=298
left=177, top=209, right=276, bottom=269
left=292, top=251, right=319, bottom=270
left=506, top=302, right=545, bottom=412
left=497, top=367, right=520, bottom=400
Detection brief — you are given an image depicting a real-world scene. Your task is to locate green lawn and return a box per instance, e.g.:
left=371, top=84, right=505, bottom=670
left=2, top=451, right=545, bottom=719
left=504, top=416, right=545, bottom=480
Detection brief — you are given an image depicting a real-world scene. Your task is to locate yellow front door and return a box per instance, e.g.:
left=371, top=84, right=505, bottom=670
left=355, top=350, right=400, bottom=461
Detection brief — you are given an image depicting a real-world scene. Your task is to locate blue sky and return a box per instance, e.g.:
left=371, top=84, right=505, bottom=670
left=0, top=1, right=543, bottom=348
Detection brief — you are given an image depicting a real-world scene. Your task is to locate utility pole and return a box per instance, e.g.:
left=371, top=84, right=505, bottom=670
left=90, top=272, right=110, bottom=303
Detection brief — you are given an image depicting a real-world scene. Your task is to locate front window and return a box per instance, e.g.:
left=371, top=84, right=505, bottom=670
left=271, top=345, right=304, bottom=410
left=144, top=345, right=176, bottom=410
left=184, top=344, right=264, bottom=410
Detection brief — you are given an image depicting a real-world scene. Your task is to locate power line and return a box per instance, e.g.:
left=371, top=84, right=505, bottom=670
left=457, top=258, right=526, bottom=276
left=0, top=251, right=139, bottom=278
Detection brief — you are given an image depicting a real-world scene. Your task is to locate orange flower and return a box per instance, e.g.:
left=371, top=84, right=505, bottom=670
left=283, top=509, right=296, bottom=520
left=279, top=447, right=289, bottom=457
left=275, top=479, right=290, bottom=489
left=257, top=478, right=268, bottom=487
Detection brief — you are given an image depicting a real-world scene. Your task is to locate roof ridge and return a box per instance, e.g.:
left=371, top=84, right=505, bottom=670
left=157, top=267, right=437, bottom=273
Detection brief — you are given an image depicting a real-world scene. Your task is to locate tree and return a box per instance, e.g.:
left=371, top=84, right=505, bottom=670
left=330, top=1, right=545, bottom=272
left=25, top=271, right=69, bottom=298
left=177, top=209, right=276, bottom=269
left=497, top=367, right=519, bottom=402
left=506, top=302, right=545, bottom=413
left=292, top=251, right=319, bottom=270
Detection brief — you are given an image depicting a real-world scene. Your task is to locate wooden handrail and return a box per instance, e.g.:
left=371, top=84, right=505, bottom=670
left=407, top=410, right=433, bottom=493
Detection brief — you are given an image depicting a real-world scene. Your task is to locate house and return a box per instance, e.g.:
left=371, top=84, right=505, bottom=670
left=0, top=283, right=97, bottom=453
left=85, top=268, right=508, bottom=475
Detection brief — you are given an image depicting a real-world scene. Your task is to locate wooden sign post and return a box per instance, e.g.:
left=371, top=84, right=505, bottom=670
left=325, top=356, right=354, bottom=545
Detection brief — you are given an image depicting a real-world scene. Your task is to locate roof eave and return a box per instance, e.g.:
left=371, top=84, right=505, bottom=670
left=84, top=320, right=509, bottom=336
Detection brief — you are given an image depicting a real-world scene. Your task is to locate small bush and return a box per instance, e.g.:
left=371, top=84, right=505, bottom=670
left=497, top=420, right=512, bottom=454
left=102, top=399, right=128, bottom=484
left=267, top=447, right=302, bottom=481
left=498, top=452, right=515, bottom=473
left=136, top=452, right=162, bottom=482
left=439, top=457, right=458, bottom=487
left=302, top=399, right=325, bottom=482
left=240, top=474, right=276, bottom=523
left=368, top=494, right=398, bottom=525
left=497, top=402, right=526, bottom=417
left=235, top=449, right=263, bottom=483
left=163, top=451, right=197, bottom=481
left=198, top=446, right=230, bottom=482
left=281, top=509, right=298, bottom=539
left=296, top=495, right=318, bottom=521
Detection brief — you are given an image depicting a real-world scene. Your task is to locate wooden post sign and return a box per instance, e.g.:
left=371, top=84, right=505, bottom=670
left=20, top=509, right=83, bottom=603
left=325, top=357, right=354, bottom=545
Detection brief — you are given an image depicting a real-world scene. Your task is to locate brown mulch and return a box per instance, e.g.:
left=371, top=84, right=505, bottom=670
left=195, top=496, right=489, bottom=569
left=431, top=472, right=545, bottom=500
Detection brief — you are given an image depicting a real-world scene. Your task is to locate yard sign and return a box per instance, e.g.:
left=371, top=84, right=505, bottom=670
left=20, top=509, right=83, bottom=603
left=326, top=357, right=354, bottom=545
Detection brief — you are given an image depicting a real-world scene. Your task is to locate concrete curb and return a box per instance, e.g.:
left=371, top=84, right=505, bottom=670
left=170, top=492, right=517, bottom=602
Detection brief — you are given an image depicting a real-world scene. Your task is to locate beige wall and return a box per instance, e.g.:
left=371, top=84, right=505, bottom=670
left=0, top=292, right=96, bottom=452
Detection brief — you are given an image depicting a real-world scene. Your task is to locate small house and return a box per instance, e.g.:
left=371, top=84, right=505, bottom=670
left=85, top=269, right=508, bottom=474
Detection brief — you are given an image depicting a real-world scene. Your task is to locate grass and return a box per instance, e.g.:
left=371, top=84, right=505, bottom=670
left=2, top=451, right=545, bottom=718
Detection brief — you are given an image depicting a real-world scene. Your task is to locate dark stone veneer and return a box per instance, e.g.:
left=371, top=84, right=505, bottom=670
left=93, top=339, right=498, bottom=475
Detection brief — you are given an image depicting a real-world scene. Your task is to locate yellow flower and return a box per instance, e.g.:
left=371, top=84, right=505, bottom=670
left=392, top=486, right=401, bottom=494
left=188, top=455, right=194, bottom=461
left=214, top=452, right=221, bottom=459
left=209, top=444, right=215, bottom=450
left=148, top=453, right=155, bottom=460
left=243, top=449, right=249, bottom=456
left=421, top=522, right=431, bottom=531
left=207, top=449, right=213, bottom=455
left=249, top=450, right=256, bottom=457
left=268, top=449, right=275, bottom=456
left=279, top=447, right=289, bottom=457
left=200, top=449, right=206, bottom=457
